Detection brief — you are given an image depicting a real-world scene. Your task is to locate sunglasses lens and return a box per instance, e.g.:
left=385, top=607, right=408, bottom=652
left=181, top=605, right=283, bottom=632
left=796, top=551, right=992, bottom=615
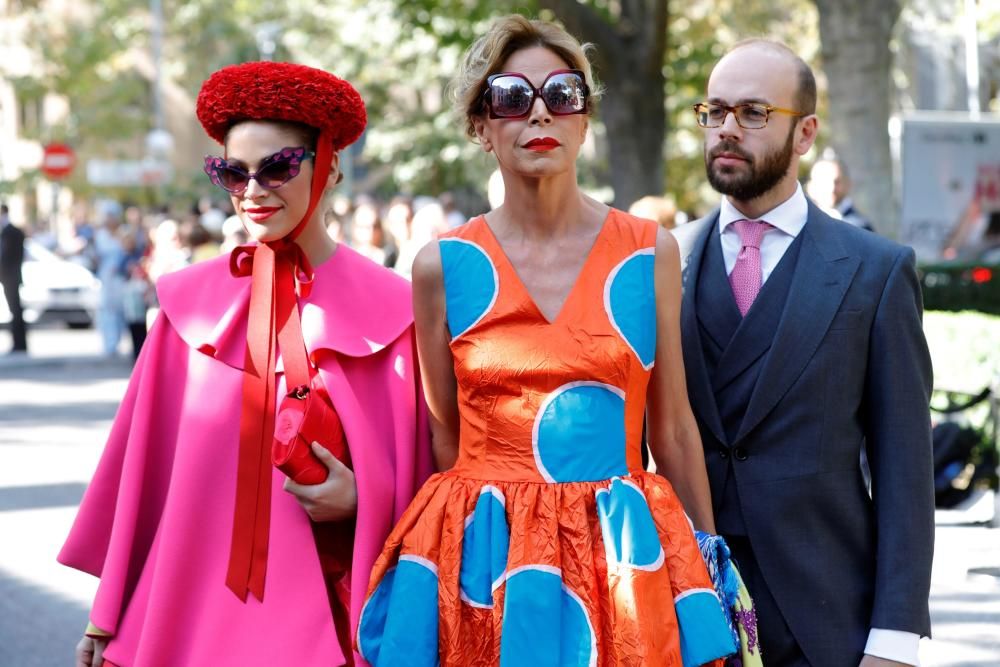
left=257, top=158, right=297, bottom=188
left=490, top=76, right=533, bottom=117
left=542, top=73, right=587, bottom=114
left=216, top=166, right=249, bottom=192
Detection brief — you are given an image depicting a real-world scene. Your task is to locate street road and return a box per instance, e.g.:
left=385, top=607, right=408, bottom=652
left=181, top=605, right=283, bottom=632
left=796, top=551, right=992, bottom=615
left=1, top=327, right=998, bottom=666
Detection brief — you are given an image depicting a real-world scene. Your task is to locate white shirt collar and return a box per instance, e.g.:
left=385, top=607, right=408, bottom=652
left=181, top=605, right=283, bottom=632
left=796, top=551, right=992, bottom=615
left=717, top=182, right=809, bottom=238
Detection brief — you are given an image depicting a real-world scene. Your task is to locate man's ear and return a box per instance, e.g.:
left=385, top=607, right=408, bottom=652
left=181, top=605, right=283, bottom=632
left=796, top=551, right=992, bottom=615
left=795, top=115, right=819, bottom=157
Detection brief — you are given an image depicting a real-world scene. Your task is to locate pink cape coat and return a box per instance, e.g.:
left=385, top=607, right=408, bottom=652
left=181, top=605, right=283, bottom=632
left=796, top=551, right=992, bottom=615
left=58, top=244, right=433, bottom=666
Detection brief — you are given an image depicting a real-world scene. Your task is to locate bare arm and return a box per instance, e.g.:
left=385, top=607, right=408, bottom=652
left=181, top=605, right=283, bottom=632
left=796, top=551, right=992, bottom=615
left=412, top=241, right=460, bottom=471
left=646, top=228, right=716, bottom=533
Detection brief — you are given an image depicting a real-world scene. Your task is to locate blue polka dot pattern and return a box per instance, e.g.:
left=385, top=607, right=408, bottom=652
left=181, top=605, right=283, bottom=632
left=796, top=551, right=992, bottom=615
left=676, top=589, right=738, bottom=666
left=595, top=478, right=665, bottom=570
left=460, top=486, right=510, bottom=608
left=357, top=555, right=440, bottom=666
left=605, top=249, right=657, bottom=369
left=440, top=238, right=499, bottom=339
left=532, top=381, right=628, bottom=483
left=499, top=566, right=596, bottom=667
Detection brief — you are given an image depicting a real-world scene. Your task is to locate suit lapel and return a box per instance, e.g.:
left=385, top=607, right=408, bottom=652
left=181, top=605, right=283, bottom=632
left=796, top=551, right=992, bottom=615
left=676, top=213, right=728, bottom=446
left=695, top=232, right=743, bottom=354
left=735, top=204, right=861, bottom=443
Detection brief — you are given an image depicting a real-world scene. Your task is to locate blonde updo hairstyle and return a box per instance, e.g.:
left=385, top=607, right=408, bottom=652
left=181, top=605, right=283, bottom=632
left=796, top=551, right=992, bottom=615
left=451, top=14, right=602, bottom=140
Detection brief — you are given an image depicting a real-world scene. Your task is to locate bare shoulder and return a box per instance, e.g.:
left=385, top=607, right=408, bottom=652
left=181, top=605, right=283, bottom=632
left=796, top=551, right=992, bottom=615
left=411, top=240, right=443, bottom=292
left=654, top=226, right=680, bottom=272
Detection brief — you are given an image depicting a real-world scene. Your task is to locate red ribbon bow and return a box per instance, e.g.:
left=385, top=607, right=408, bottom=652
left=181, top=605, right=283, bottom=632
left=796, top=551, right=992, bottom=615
left=225, top=131, right=334, bottom=602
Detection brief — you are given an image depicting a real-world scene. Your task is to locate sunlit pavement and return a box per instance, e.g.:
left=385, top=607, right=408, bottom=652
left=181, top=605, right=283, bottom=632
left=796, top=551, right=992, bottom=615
left=1, top=327, right=998, bottom=666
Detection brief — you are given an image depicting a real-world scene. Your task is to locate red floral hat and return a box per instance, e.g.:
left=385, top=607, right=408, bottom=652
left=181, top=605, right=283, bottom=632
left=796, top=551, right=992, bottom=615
left=196, top=61, right=366, bottom=149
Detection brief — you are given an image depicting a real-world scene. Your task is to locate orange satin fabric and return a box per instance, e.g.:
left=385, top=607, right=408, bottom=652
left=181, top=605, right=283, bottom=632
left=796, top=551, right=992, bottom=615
left=361, top=212, right=727, bottom=666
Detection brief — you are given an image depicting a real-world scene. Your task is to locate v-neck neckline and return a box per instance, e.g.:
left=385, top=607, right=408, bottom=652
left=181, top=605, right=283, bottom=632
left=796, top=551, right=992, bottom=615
left=476, top=209, right=614, bottom=325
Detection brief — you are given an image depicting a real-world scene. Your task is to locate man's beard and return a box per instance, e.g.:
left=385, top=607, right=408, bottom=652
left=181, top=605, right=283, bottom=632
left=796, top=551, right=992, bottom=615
left=705, top=126, right=795, bottom=202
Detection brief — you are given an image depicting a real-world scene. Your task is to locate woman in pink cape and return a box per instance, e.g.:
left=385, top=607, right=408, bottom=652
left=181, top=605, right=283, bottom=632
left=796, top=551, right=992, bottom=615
left=59, top=61, right=433, bottom=667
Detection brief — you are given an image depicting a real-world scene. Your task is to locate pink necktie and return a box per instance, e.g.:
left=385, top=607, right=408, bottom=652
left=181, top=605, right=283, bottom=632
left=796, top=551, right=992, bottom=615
left=729, top=219, right=772, bottom=316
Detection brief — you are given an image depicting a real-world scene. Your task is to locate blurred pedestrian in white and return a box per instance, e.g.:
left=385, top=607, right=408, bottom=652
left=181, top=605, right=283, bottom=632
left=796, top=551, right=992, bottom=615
left=349, top=197, right=388, bottom=265
left=94, top=213, right=127, bottom=356
left=393, top=198, right=448, bottom=277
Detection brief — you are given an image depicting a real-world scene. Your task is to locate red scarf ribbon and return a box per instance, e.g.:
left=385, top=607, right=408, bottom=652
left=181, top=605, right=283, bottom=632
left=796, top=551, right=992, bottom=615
left=225, top=131, right=334, bottom=602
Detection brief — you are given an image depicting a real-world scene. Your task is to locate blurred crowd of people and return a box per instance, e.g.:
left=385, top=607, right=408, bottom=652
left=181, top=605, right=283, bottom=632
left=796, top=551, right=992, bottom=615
left=33, top=191, right=486, bottom=361
left=20, top=157, right=876, bottom=364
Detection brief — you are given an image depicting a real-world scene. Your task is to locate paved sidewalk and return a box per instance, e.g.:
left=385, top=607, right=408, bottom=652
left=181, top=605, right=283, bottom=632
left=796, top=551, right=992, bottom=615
left=0, top=325, right=132, bottom=373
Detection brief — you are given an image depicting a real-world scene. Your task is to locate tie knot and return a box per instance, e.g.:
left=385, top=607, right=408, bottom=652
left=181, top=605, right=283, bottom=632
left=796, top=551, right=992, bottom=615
left=732, top=219, right=772, bottom=249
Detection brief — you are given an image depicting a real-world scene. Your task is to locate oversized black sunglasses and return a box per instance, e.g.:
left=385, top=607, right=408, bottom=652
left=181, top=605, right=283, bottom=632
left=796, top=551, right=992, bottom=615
left=482, top=69, right=589, bottom=119
left=204, top=146, right=315, bottom=194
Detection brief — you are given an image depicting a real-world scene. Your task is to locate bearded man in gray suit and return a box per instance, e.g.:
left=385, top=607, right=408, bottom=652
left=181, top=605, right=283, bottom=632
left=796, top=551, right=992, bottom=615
left=673, top=40, right=934, bottom=667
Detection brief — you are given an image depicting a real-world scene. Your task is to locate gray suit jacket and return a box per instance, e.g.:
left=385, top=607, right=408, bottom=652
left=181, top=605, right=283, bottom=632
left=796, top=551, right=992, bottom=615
left=673, top=202, right=934, bottom=666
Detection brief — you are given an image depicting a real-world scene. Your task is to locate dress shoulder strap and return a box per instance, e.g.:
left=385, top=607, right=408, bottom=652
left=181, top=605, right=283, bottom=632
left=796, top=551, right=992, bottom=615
left=437, top=218, right=500, bottom=340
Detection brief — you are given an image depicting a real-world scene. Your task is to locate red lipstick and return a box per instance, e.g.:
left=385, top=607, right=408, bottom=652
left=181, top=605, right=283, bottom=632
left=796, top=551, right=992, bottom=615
left=244, top=206, right=281, bottom=222
left=524, top=137, right=561, bottom=151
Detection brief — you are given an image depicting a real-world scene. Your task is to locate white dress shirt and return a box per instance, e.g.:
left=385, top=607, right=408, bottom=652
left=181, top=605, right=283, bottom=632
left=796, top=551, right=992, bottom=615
left=717, top=184, right=922, bottom=666
left=718, top=183, right=808, bottom=282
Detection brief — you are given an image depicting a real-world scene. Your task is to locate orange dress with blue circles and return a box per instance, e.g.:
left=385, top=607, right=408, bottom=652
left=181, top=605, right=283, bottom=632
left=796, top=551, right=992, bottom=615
left=358, top=211, right=736, bottom=667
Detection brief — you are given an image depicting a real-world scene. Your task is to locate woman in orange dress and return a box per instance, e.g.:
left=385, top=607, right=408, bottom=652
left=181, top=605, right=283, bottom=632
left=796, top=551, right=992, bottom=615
left=357, top=15, right=736, bottom=666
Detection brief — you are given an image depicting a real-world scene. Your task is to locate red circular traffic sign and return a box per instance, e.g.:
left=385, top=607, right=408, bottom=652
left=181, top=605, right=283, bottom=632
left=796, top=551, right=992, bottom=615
left=41, top=142, right=76, bottom=179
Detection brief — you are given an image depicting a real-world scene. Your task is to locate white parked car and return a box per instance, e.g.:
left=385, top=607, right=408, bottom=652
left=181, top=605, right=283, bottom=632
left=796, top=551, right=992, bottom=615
left=0, top=239, right=101, bottom=328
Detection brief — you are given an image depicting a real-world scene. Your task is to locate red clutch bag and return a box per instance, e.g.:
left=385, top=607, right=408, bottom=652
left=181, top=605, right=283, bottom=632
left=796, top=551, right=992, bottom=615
left=272, top=375, right=351, bottom=485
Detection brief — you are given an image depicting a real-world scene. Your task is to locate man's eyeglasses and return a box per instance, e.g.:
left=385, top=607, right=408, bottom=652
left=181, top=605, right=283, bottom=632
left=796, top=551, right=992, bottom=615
left=693, top=102, right=806, bottom=130
left=482, top=69, right=589, bottom=119
left=204, top=146, right=315, bottom=194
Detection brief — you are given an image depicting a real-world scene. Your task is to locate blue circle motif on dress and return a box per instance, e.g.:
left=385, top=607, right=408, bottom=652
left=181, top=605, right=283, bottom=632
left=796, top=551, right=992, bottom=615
left=532, top=381, right=628, bottom=483
left=357, top=555, right=440, bottom=666
left=604, top=248, right=656, bottom=369
left=499, top=565, right=597, bottom=667
left=440, top=238, right=499, bottom=339
left=595, top=477, right=665, bottom=571
left=460, top=485, right=510, bottom=608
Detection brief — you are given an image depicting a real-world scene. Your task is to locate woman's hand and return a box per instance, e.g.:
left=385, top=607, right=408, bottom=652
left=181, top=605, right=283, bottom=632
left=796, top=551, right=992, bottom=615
left=283, top=442, right=358, bottom=522
left=75, top=635, right=109, bottom=667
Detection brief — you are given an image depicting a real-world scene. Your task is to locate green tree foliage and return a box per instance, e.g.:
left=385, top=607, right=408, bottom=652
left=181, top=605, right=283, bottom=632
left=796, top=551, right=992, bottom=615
left=12, top=0, right=823, bottom=214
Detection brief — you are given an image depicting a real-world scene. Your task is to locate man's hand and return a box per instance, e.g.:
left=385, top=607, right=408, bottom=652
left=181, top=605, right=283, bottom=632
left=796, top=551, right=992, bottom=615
left=76, top=635, right=109, bottom=667
left=860, top=655, right=913, bottom=667
left=283, top=442, right=358, bottom=522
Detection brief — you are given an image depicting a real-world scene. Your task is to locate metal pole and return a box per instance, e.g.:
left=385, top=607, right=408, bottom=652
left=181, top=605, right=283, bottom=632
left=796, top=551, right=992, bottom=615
left=50, top=182, right=59, bottom=236
left=151, top=0, right=164, bottom=132
left=255, top=23, right=281, bottom=62
left=965, top=0, right=980, bottom=119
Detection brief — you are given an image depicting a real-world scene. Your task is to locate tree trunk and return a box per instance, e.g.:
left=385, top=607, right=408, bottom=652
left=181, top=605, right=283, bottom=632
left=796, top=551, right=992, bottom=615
left=813, top=0, right=902, bottom=238
left=541, top=0, right=668, bottom=208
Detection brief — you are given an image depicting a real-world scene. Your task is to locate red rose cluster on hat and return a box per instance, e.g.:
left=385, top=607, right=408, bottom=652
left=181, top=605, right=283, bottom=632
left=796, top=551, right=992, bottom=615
left=196, top=61, right=366, bottom=149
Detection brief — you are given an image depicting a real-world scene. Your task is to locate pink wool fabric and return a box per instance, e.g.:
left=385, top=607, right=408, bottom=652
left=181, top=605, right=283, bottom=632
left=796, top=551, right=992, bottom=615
left=728, top=219, right=772, bottom=316
left=58, top=245, right=433, bottom=667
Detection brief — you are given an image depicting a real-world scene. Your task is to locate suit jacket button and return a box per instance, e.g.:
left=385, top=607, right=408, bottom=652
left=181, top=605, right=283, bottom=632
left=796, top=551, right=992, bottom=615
left=718, top=448, right=729, bottom=459
left=733, top=447, right=749, bottom=461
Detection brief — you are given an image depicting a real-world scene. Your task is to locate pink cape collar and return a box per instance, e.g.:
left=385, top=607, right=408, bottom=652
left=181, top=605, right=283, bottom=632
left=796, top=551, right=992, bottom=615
left=156, top=243, right=413, bottom=368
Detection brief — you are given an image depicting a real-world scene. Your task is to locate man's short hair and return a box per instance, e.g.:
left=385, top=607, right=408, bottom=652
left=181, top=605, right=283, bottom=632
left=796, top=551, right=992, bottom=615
left=730, top=39, right=817, bottom=115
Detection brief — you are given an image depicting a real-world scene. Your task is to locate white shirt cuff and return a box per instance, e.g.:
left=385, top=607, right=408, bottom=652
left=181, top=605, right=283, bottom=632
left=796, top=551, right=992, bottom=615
left=865, top=628, right=921, bottom=665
